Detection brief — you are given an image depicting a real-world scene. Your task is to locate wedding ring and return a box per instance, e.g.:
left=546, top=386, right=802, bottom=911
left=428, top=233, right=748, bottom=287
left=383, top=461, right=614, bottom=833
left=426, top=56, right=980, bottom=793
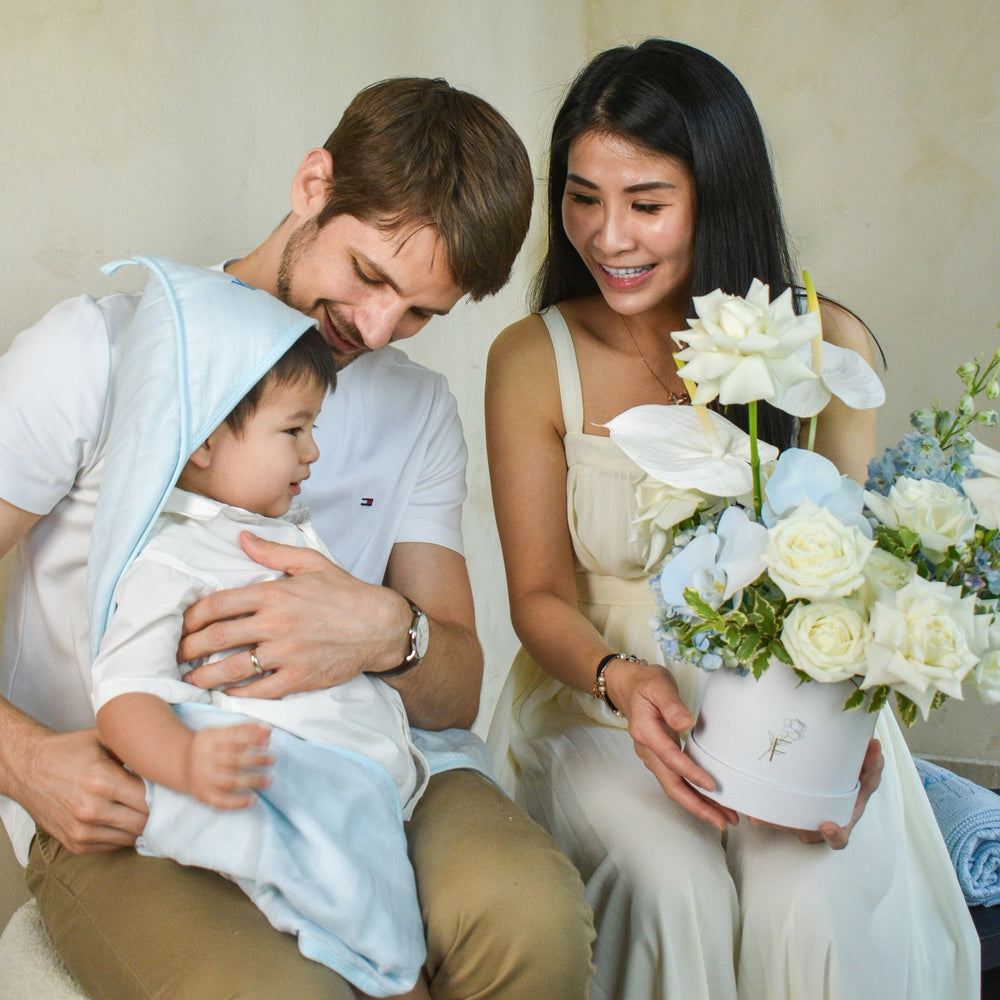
left=249, top=647, right=264, bottom=675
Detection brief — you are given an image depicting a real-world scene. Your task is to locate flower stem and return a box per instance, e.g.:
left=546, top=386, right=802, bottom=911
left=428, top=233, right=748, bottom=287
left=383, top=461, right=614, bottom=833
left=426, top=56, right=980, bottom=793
left=801, top=271, right=822, bottom=455
left=749, top=400, right=762, bottom=518
left=805, top=415, right=818, bottom=452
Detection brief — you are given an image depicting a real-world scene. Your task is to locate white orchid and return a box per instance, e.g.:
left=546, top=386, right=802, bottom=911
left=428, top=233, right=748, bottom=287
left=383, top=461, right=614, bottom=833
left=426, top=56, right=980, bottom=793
left=671, top=279, right=820, bottom=406
left=605, top=404, right=778, bottom=498
left=658, top=506, right=767, bottom=615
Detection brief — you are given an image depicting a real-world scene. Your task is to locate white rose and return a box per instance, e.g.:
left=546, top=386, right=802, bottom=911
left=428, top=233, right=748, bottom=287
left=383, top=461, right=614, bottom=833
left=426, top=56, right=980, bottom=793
left=864, top=476, right=975, bottom=558
left=963, top=441, right=1000, bottom=529
left=670, top=279, right=819, bottom=406
left=781, top=599, right=871, bottom=683
left=855, top=547, right=916, bottom=610
left=633, top=479, right=707, bottom=573
left=862, top=577, right=980, bottom=719
left=763, top=499, right=875, bottom=601
left=974, top=649, right=1000, bottom=705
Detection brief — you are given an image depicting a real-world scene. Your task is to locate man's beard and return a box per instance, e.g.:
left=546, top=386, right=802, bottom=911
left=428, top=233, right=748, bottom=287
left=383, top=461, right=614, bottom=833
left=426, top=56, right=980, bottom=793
left=275, top=218, right=320, bottom=307
left=275, top=220, right=362, bottom=371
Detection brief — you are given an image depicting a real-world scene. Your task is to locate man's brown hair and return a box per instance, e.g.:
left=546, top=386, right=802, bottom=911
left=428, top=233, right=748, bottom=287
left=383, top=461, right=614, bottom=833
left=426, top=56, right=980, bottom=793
left=318, top=77, right=533, bottom=301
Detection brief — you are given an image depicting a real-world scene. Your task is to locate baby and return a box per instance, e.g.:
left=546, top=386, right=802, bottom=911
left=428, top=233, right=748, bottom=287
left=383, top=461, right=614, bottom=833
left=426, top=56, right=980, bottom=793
left=93, top=324, right=430, bottom=999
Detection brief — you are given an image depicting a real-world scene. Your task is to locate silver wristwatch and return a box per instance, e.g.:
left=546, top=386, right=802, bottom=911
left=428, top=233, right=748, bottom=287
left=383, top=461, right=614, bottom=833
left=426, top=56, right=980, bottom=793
left=381, top=597, right=429, bottom=677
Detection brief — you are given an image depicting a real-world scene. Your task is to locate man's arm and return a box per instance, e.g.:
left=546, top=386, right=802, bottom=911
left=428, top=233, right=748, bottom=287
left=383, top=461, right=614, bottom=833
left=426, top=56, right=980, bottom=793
left=178, top=533, right=483, bottom=731
left=0, top=497, right=148, bottom=852
left=379, top=540, right=482, bottom=730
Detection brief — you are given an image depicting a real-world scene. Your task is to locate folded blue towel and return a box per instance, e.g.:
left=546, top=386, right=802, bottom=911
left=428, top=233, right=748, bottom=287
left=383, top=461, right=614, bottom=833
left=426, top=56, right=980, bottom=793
left=914, top=756, right=1000, bottom=906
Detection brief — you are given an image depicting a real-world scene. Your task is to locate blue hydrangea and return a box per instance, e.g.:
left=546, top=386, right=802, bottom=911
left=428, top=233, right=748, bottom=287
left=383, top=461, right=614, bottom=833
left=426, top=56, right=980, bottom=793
left=866, top=431, right=971, bottom=494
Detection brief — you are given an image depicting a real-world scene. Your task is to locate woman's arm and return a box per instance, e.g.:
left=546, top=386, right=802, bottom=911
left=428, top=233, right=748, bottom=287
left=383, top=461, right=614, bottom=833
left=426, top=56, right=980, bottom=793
left=486, top=316, right=735, bottom=830
left=805, top=300, right=880, bottom=483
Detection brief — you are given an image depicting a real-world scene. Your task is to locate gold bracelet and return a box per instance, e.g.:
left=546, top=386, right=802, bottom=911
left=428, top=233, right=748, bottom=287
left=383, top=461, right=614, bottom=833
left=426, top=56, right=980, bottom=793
left=593, top=652, right=640, bottom=716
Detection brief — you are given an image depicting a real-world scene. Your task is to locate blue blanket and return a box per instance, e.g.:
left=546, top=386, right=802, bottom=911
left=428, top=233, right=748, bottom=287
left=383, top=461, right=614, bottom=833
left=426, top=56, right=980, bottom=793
left=914, top=757, right=1000, bottom=906
left=140, top=704, right=424, bottom=996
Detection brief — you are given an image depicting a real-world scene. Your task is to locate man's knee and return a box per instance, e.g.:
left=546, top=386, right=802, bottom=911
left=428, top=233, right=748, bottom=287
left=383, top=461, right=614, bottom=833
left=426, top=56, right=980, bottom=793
left=408, top=770, right=594, bottom=999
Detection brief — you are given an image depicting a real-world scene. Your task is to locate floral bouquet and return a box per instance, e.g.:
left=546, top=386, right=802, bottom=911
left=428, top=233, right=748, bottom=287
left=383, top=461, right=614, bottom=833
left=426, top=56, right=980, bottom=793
left=606, top=276, right=1000, bottom=826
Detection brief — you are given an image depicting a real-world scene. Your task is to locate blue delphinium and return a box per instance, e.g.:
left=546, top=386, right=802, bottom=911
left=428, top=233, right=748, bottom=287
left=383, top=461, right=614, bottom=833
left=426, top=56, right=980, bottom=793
left=867, top=350, right=999, bottom=497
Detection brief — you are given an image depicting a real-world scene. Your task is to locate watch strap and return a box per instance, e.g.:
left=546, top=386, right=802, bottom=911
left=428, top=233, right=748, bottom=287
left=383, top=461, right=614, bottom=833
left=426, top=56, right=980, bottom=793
left=379, top=597, right=426, bottom=677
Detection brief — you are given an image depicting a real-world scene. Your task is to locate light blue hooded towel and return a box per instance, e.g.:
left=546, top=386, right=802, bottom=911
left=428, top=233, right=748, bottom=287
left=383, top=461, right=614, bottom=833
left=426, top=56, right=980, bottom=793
left=87, top=255, right=316, bottom=653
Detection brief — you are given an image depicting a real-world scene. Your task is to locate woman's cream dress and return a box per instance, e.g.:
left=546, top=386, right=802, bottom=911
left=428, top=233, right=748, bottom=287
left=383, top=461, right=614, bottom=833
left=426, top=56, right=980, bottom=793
left=488, top=306, right=979, bottom=1000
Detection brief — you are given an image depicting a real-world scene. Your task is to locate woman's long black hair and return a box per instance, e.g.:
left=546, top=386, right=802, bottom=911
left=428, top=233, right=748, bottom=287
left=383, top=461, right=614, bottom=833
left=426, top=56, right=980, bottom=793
left=534, top=38, right=798, bottom=448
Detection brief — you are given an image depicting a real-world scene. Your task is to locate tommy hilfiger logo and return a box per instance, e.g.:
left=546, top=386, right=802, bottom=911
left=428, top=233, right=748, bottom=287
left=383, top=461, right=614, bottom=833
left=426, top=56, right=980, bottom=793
left=360, top=498, right=374, bottom=507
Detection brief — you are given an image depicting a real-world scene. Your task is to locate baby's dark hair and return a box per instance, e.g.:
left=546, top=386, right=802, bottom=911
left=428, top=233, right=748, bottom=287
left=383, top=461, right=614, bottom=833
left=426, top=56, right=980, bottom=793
left=224, top=327, right=337, bottom=433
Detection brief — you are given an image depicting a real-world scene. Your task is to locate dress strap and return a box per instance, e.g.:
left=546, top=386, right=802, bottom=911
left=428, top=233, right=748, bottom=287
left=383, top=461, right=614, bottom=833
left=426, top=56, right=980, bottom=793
left=539, top=306, right=584, bottom=435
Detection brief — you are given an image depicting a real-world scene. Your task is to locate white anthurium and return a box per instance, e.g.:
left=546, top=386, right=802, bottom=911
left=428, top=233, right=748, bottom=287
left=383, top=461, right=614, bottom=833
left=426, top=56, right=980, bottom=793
left=963, top=439, right=1000, bottom=530
left=670, top=280, right=821, bottom=406
left=605, top=404, right=778, bottom=497
left=970, top=438, right=1000, bottom=477
left=771, top=340, right=886, bottom=418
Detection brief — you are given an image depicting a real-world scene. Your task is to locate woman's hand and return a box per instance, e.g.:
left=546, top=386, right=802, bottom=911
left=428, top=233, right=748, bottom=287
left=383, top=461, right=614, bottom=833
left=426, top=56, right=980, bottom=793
left=605, top=657, right=739, bottom=832
left=763, top=737, right=884, bottom=848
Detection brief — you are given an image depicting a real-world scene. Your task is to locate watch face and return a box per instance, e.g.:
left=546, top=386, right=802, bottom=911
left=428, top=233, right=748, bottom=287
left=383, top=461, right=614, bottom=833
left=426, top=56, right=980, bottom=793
left=414, top=611, right=430, bottom=659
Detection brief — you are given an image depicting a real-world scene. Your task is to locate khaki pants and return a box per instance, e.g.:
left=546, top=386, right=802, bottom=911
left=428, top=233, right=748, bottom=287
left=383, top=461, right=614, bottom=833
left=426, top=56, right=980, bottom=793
left=27, top=769, right=594, bottom=1000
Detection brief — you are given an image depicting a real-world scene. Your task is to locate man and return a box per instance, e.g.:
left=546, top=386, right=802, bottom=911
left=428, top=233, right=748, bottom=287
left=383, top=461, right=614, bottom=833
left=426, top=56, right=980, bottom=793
left=0, top=78, right=594, bottom=999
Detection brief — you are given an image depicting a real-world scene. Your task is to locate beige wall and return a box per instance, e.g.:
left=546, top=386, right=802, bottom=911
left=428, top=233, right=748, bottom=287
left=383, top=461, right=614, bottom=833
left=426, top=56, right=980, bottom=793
left=1, top=3, right=998, bottom=916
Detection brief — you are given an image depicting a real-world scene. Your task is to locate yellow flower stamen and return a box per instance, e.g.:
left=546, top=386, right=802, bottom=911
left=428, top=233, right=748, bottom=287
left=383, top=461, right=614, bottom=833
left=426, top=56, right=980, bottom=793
left=676, top=354, right=724, bottom=454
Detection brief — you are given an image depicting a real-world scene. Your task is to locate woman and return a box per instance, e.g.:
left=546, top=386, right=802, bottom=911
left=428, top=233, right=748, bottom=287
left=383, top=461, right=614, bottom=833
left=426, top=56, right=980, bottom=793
left=486, top=39, right=978, bottom=1000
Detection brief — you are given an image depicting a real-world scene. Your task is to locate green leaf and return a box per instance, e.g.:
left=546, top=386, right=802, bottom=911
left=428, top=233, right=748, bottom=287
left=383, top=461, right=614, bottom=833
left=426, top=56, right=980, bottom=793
left=843, top=688, right=866, bottom=711
left=868, top=685, right=890, bottom=713
left=931, top=691, right=949, bottom=711
left=750, top=650, right=771, bottom=679
left=768, top=639, right=792, bottom=665
left=736, top=630, right=762, bottom=662
left=724, top=624, right=744, bottom=649
left=895, top=692, right=918, bottom=727
left=684, top=589, right=723, bottom=626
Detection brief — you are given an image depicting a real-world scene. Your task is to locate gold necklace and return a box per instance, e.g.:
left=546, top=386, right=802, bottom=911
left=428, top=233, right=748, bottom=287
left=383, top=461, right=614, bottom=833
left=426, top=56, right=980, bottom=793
left=623, top=321, right=689, bottom=406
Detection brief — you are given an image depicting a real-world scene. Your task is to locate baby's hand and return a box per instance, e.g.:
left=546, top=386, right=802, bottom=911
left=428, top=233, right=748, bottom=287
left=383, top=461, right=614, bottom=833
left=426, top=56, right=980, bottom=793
left=184, top=722, right=273, bottom=809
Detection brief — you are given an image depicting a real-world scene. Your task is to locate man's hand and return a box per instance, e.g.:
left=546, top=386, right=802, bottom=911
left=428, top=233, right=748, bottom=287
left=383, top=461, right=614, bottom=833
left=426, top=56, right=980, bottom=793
left=179, top=532, right=408, bottom=697
left=9, top=727, right=148, bottom=853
